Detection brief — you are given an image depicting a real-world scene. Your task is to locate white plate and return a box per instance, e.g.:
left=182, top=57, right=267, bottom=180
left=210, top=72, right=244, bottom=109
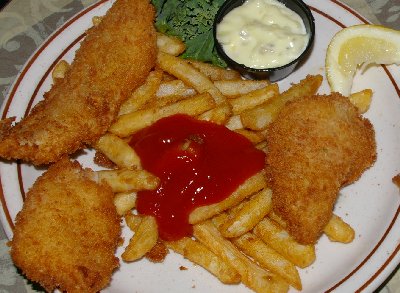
left=1, top=0, right=400, bottom=292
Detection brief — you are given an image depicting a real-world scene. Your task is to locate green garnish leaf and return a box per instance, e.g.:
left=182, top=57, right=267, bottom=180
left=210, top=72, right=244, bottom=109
left=151, top=0, right=227, bottom=67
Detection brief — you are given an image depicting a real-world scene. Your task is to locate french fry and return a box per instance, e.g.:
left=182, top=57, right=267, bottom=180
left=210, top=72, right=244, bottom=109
left=225, top=115, right=243, bottom=130
left=95, top=133, right=141, bottom=169
left=125, top=212, right=142, bottom=232
left=188, top=59, right=241, bottom=81
left=96, top=169, right=159, bottom=192
left=267, top=211, right=288, bottom=228
left=157, top=51, right=226, bottom=104
left=255, top=141, right=268, bottom=153
left=156, top=33, right=186, bottom=56
left=241, top=75, right=323, bottom=130
left=220, top=188, right=272, bottom=238
left=323, top=214, right=355, bottom=243
left=109, top=93, right=215, bottom=137
left=234, top=129, right=266, bottom=144
left=114, top=191, right=137, bottom=216
left=270, top=211, right=355, bottom=244
left=148, top=80, right=196, bottom=108
left=229, top=83, right=279, bottom=115
left=122, top=215, right=158, bottom=262
left=193, top=221, right=289, bottom=293
left=155, top=80, right=196, bottom=99
left=211, top=212, right=230, bottom=229
left=253, top=218, right=316, bottom=268
left=349, top=89, right=372, bottom=114
left=233, top=232, right=302, bottom=290
left=119, top=69, right=163, bottom=115
left=198, top=102, right=232, bottom=125
left=189, top=171, right=267, bottom=224
left=214, top=79, right=270, bottom=96
left=146, top=94, right=188, bottom=109
left=166, top=237, right=241, bottom=284
left=52, top=60, right=69, bottom=81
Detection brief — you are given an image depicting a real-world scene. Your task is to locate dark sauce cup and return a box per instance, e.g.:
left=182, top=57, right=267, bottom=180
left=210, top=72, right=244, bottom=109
left=213, top=0, right=315, bottom=82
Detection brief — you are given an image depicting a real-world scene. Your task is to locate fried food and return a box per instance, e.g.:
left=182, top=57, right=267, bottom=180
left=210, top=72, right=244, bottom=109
left=10, top=158, right=121, bottom=293
left=267, top=93, right=376, bottom=244
left=393, top=173, right=400, bottom=189
left=0, top=0, right=157, bottom=165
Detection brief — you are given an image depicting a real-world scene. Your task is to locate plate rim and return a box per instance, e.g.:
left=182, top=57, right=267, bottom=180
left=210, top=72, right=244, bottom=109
left=1, top=0, right=399, bottom=292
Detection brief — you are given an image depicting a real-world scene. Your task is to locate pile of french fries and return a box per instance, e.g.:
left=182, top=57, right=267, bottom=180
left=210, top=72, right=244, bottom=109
left=52, top=31, right=373, bottom=292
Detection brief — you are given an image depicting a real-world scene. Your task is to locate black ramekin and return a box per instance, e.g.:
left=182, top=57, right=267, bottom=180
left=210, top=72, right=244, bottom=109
left=213, top=0, right=315, bottom=82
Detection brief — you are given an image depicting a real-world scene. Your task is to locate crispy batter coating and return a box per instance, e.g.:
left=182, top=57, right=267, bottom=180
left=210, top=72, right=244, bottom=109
left=10, top=158, right=121, bottom=293
left=267, top=93, right=376, bottom=244
left=145, top=241, right=169, bottom=263
left=393, top=174, right=400, bottom=189
left=94, top=150, right=117, bottom=169
left=0, top=0, right=157, bottom=165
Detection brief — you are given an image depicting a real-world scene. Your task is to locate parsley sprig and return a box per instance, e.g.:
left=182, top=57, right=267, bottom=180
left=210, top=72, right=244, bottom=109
left=152, top=0, right=227, bottom=67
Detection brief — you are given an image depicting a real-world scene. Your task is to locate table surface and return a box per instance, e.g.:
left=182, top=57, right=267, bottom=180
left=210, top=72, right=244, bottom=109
left=0, top=0, right=400, bottom=292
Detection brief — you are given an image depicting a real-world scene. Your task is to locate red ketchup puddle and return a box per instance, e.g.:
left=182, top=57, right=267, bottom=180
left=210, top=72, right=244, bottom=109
left=129, top=114, right=265, bottom=241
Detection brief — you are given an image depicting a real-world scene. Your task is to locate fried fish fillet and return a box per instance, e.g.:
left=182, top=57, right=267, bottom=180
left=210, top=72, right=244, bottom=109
left=266, top=93, right=376, bottom=244
left=10, top=158, right=121, bottom=293
left=0, top=0, right=157, bottom=165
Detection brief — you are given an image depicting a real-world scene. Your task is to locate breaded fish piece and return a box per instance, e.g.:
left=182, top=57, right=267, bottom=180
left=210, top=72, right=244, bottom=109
left=267, top=93, right=376, bottom=244
left=0, top=0, right=157, bottom=165
left=10, top=158, right=121, bottom=293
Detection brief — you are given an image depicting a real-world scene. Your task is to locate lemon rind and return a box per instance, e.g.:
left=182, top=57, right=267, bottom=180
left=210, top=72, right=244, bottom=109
left=325, top=24, right=400, bottom=96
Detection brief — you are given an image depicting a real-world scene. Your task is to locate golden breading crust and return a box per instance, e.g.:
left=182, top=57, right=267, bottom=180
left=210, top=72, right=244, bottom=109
left=0, top=0, right=157, bottom=165
left=267, top=93, right=376, bottom=244
left=10, top=158, right=121, bottom=293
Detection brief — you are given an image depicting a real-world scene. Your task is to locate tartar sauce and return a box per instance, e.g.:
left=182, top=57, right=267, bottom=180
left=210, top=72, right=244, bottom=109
left=216, top=0, right=309, bottom=69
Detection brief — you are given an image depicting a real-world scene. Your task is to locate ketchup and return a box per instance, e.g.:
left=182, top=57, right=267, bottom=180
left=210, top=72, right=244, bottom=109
left=129, top=114, right=265, bottom=241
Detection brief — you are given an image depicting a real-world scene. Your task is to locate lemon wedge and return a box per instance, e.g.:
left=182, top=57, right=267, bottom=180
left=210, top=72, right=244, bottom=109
left=325, top=24, right=400, bottom=96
